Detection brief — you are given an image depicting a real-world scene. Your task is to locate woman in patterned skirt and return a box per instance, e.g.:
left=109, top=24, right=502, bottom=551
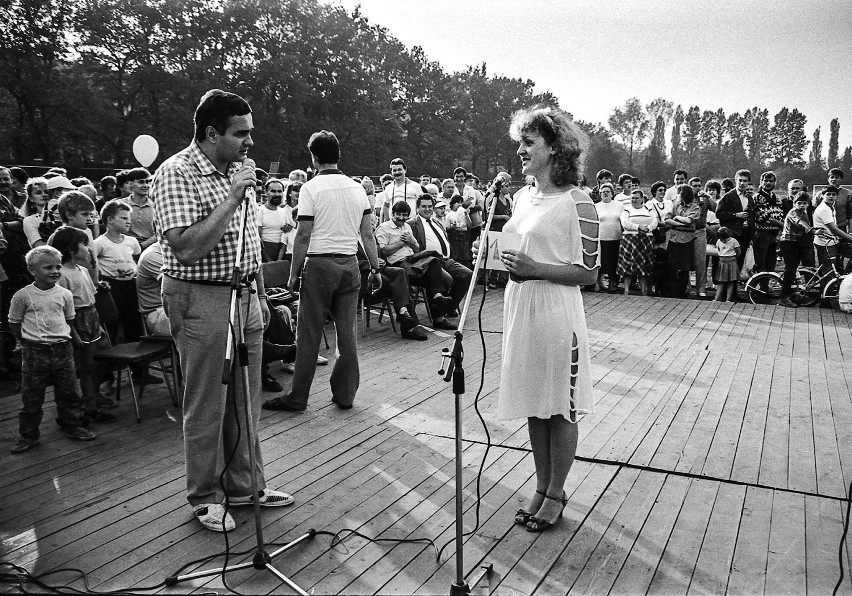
left=617, top=189, right=657, bottom=295
left=494, top=105, right=600, bottom=533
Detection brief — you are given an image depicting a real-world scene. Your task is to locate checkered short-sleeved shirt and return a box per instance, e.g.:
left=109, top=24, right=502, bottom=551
left=149, top=141, right=261, bottom=282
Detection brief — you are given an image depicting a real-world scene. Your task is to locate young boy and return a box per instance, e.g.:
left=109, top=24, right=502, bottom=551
left=58, top=191, right=101, bottom=281
left=92, top=201, right=145, bottom=349
left=9, top=246, right=96, bottom=453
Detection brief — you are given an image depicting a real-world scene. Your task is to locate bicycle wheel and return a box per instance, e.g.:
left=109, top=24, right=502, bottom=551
left=822, top=277, right=841, bottom=309
left=745, top=272, right=783, bottom=304
left=791, top=267, right=822, bottom=306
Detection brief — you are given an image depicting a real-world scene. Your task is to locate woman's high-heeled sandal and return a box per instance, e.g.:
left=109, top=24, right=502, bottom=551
left=526, top=490, right=568, bottom=533
left=514, top=489, right=546, bottom=526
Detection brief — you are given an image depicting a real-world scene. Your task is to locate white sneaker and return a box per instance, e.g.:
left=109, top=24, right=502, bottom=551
left=317, top=356, right=328, bottom=366
left=193, top=503, right=235, bottom=532
left=698, top=292, right=706, bottom=297
left=230, top=488, right=294, bottom=507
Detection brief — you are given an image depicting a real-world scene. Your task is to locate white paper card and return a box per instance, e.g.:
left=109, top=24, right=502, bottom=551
left=485, top=232, right=522, bottom=271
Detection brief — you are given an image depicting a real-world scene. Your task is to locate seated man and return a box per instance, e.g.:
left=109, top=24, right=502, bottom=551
left=136, top=242, right=296, bottom=390
left=357, top=240, right=427, bottom=341
left=376, top=199, right=460, bottom=330
left=408, top=194, right=473, bottom=322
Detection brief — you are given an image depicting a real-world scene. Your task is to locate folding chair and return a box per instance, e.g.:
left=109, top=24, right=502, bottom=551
left=93, top=292, right=177, bottom=423
left=359, top=269, right=396, bottom=337
left=139, top=313, right=182, bottom=404
left=407, top=283, right=434, bottom=326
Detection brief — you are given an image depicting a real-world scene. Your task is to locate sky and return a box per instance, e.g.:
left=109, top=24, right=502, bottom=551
left=329, top=0, right=852, bottom=158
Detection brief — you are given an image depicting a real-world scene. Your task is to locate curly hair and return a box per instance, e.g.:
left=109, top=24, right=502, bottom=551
left=509, top=105, right=588, bottom=188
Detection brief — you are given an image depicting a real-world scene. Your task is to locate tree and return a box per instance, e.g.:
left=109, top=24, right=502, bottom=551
left=768, top=107, right=807, bottom=166
left=607, top=97, right=649, bottom=171
left=670, top=105, right=684, bottom=166
left=683, top=106, right=701, bottom=162
left=808, top=126, right=824, bottom=178
left=744, top=107, right=770, bottom=167
left=644, top=115, right=668, bottom=182
left=828, top=118, right=840, bottom=167
left=726, top=112, right=747, bottom=170
left=842, top=147, right=852, bottom=176
left=576, top=120, right=625, bottom=182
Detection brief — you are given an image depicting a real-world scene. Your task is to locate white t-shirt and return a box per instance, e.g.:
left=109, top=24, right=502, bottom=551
left=381, top=180, right=423, bottom=213
left=813, top=202, right=839, bottom=247
left=57, top=264, right=96, bottom=309
left=9, top=283, right=75, bottom=343
left=93, top=234, right=141, bottom=279
left=838, top=274, right=852, bottom=309
left=375, top=220, right=415, bottom=264
left=258, top=205, right=294, bottom=243
left=299, top=171, right=371, bottom=254
left=595, top=200, right=625, bottom=241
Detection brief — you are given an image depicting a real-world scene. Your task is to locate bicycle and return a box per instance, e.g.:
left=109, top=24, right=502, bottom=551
left=745, top=262, right=844, bottom=306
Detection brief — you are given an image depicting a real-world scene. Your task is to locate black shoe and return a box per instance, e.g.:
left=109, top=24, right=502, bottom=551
left=401, top=327, right=428, bottom=341
left=432, top=317, right=457, bottom=331
left=332, top=399, right=353, bottom=410
left=265, top=343, right=297, bottom=363
left=262, top=397, right=305, bottom=411
left=397, top=312, right=420, bottom=331
left=262, top=374, right=283, bottom=392
left=430, top=294, right=454, bottom=317
left=86, top=409, right=117, bottom=423
left=11, top=437, right=38, bottom=454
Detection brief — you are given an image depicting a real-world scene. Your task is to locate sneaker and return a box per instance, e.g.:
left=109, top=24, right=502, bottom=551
left=86, top=409, right=117, bottom=423
left=316, top=356, right=328, bottom=366
left=11, top=437, right=38, bottom=454
left=697, top=292, right=706, bottom=298
left=231, top=488, right=294, bottom=508
left=193, top=503, right=235, bottom=532
left=63, top=426, right=96, bottom=441
left=281, top=362, right=295, bottom=374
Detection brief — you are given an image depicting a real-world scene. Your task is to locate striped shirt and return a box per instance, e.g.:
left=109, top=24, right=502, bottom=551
left=149, top=141, right=261, bottom=282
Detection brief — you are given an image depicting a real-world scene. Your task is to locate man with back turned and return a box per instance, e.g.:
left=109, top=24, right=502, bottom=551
left=150, top=89, right=292, bottom=533
left=263, top=130, right=382, bottom=412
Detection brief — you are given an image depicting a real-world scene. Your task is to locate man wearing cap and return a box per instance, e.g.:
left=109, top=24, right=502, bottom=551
left=150, top=89, right=293, bottom=533
left=263, top=129, right=382, bottom=412
left=433, top=197, right=448, bottom=227
left=121, top=167, right=157, bottom=250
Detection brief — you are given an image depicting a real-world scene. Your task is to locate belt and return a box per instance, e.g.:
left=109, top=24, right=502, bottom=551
left=510, top=273, right=544, bottom=283
left=22, top=339, right=70, bottom=352
left=165, top=273, right=256, bottom=287
left=306, top=253, right=356, bottom=258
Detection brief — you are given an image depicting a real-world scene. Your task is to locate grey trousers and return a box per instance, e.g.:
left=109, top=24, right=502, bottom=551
left=162, top=276, right=266, bottom=506
left=284, top=255, right=361, bottom=409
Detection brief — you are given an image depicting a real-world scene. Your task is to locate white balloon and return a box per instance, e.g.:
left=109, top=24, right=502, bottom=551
left=132, top=135, right=159, bottom=167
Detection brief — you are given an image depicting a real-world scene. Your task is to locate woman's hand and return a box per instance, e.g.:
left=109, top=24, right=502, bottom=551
left=501, top=249, right=538, bottom=276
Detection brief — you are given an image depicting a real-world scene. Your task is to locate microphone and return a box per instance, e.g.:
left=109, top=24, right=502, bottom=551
left=484, top=172, right=512, bottom=197
left=242, top=158, right=256, bottom=202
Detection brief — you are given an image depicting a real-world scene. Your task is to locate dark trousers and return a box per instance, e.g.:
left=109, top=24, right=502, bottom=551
left=19, top=340, right=83, bottom=439
left=379, top=265, right=412, bottom=313
left=441, top=258, right=473, bottom=309
left=733, top=230, right=752, bottom=271
left=752, top=230, right=779, bottom=274
left=101, top=278, right=142, bottom=343
left=780, top=240, right=815, bottom=296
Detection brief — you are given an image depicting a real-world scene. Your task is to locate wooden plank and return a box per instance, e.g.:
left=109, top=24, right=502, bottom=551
left=645, top=478, right=718, bottom=595
left=727, top=486, right=773, bottom=595
left=729, top=355, right=773, bottom=486
left=787, top=357, right=818, bottom=494
left=823, top=357, right=852, bottom=497
left=686, top=482, right=745, bottom=595
left=758, top=355, right=792, bottom=490
left=805, top=495, right=852, bottom=596
left=808, top=359, right=847, bottom=498
left=764, top=491, right=806, bottom=595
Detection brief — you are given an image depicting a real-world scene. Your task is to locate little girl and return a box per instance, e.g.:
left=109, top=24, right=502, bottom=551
left=714, top=226, right=741, bottom=302
left=49, top=227, right=116, bottom=423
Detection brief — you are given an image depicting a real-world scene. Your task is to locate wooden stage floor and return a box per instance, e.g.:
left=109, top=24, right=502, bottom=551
left=2, top=290, right=851, bottom=595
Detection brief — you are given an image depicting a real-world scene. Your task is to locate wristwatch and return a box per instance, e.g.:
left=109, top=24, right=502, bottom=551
left=370, top=268, right=380, bottom=275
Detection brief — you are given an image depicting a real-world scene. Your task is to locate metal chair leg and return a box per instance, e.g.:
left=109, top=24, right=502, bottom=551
left=124, top=366, right=141, bottom=423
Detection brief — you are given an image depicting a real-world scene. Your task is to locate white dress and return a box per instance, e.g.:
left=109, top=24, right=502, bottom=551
left=497, top=186, right=600, bottom=422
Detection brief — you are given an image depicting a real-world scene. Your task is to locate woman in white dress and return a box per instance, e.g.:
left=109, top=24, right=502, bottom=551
left=498, top=106, right=600, bottom=532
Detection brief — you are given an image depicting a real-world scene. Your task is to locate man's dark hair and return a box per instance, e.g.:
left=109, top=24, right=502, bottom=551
left=618, top=173, right=633, bottom=186
left=115, top=170, right=130, bottom=189
left=391, top=201, right=411, bottom=215
left=9, top=166, right=28, bottom=185
left=825, top=185, right=840, bottom=194
left=632, top=177, right=640, bottom=185
left=673, top=169, right=688, bottom=179
left=417, top=193, right=436, bottom=207
left=596, top=168, right=612, bottom=181
left=760, top=170, right=776, bottom=181
left=828, top=167, right=844, bottom=179
left=705, top=180, right=722, bottom=194
left=125, top=167, right=150, bottom=183
left=735, top=169, right=752, bottom=181
left=688, top=176, right=701, bottom=185
left=70, top=176, right=92, bottom=187
left=390, top=157, right=406, bottom=169
left=721, top=178, right=735, bottom=192
left=194, top=89, right=252, bottom=142
left=380, top=173, right=393, bottom=184
left=453, top=167, right=466, bottom=177
left=100, top=175, right=117, bottom=190
left=308, top=130, right=340, bottom=164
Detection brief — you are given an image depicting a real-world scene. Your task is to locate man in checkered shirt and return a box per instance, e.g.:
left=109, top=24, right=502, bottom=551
left=149, top=89, right=293, bottom=533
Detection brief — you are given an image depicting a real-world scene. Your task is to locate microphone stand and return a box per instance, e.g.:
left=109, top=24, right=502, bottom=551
left=166, top=187, right=314, bottom=595
left=438, top=178, right=507, bottom=595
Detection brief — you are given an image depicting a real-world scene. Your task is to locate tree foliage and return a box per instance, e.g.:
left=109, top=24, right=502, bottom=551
left=828, top=118, right=840, bottom=167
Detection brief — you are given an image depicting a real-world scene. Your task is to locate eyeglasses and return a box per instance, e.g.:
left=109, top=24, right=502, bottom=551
left=790, top=187, right=802, bottom=191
